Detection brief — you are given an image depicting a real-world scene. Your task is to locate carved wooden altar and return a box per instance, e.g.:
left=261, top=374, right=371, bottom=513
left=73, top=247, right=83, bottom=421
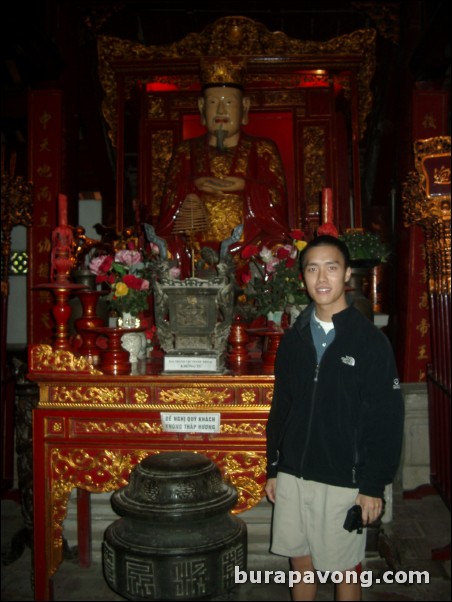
left=29, top=343, right=273, bottom=601
left=97, top=16, right=376, bottom=236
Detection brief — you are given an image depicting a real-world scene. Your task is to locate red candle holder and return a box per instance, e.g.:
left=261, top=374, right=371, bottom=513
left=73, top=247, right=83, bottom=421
left=35, top=282, right=87, bottom=350
left=227, top=315, right=250, bottom=370
left=246, top=327, right=284, bottom=374
left=89, top=326, right=144, bottom=375
left=75, top=290, right=107, bottom=365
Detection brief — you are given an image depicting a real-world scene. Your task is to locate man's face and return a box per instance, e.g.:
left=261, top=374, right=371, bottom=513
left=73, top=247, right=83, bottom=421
left=199, top=87, right=249, bottom=141
left=302, top=244, right=351, bottom=314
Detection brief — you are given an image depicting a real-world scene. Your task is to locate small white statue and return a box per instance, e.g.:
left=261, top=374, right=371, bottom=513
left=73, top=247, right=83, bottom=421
left=121, top=332, right=147, bottom=364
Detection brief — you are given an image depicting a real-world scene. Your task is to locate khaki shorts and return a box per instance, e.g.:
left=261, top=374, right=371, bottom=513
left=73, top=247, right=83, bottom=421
left=271, top=472, right=367, bottom=572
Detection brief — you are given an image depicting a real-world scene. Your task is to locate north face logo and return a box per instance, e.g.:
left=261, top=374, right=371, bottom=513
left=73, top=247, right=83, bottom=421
left=341, top=356, right=355, bottom=367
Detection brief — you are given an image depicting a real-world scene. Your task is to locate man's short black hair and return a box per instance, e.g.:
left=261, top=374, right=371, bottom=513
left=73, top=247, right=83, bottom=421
left=300, top=235, right=351, bottom=272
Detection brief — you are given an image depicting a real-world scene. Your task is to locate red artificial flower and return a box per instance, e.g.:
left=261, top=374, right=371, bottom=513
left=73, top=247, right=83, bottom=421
left=122, top=274, right=144, bottom=290
left=276, top=246, right=291, bottom=260
left=99, top=255, right=114, bottom=272
left=241, top=244, right=259, bottom=259
left=96, top=273, right=115, bottom=284
left=317, top=223, right=339, bottom=238
left=241, top=272, right=252, bottom=285
left=290, top=229, right=304, bottom=241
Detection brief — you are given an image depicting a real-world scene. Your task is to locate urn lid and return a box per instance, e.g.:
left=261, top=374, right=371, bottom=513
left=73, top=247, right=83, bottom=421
left=111, top=451, right=238, bottom=519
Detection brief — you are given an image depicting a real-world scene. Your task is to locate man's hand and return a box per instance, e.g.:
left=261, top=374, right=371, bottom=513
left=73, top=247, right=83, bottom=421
left=195, top=176, right=245, bottom=192
left=356, top=493, right=383, bottom=525
left=265, top=478, right=277, bottom=503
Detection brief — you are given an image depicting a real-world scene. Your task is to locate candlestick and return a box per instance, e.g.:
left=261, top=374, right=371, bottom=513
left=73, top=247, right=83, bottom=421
left=321, top=188, right=333, bottom=224
left=51, top=194, right=73, bottom=283
left=349, top=192, right=355, bottom=229
left=58, top=193, right=68, bottom=227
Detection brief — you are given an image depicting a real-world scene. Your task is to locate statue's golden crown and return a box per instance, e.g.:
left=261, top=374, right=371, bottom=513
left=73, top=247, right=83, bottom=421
left=200, top=58, right=247, bottom=89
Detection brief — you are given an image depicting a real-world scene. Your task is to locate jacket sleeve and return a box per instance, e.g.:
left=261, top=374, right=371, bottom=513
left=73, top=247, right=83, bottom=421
left=266, top=338, right=293, bottom=478
left=356, top=330, right=405, bottom=498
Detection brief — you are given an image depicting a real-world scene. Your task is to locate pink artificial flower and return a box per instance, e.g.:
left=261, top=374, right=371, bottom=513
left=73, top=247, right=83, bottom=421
left=140, top=279, right=150, bottom=291
left=89, top=254, right=112, bottom=275
left=265, top=257, right=280, bottom=273
left=115, top=249, right=142, bottom=267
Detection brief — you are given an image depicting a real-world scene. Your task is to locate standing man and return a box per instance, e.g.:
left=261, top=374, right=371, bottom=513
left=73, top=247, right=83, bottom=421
left=265, top=235, right=404, bottom=601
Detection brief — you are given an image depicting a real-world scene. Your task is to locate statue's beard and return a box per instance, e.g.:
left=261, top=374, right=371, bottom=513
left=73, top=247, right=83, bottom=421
left=214, top=127, right=228, bottom=151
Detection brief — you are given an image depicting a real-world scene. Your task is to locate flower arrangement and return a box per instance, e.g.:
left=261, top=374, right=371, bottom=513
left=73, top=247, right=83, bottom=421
left=89, top=248, right=151, bottom=316
left=338, top=229, right=390, bottom=263
left=237, top=230, right=310, bottom=317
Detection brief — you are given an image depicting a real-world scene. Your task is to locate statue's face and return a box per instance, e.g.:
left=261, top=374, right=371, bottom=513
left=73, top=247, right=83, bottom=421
left=199, top=87, right=250, bottom=143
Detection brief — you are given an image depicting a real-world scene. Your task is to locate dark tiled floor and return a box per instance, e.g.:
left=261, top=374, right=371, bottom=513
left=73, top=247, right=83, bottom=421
left=1, top=484, right=451, bottom=601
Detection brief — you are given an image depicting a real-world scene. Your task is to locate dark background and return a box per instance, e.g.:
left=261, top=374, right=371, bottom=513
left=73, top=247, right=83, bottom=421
left=1, top=0, right=450, bottom=230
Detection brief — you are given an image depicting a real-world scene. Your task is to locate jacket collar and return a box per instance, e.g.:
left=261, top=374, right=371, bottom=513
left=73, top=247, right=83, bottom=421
left=295, top=302, right=354, bottom=337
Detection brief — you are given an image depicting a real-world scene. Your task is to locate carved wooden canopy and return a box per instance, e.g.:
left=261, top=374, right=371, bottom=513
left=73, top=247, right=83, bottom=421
left=97, top=16, right=376, bottom=147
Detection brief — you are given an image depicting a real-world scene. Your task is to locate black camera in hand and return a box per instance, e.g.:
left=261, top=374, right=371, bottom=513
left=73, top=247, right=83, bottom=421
left=343, top=504, right=363, bottom=534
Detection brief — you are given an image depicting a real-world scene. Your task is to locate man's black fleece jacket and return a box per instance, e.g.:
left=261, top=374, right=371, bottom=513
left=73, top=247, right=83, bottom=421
left=266, top=304, right=404, bottom=499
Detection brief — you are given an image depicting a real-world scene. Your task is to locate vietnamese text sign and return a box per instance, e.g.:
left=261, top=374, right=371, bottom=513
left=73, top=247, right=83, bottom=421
left=164, top=356, right=218, bottom=372
left=160, top=413, right=221, bottom=433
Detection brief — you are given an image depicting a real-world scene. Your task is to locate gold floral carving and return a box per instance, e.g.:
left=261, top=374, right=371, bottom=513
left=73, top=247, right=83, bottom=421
left=303, top=127, right=326, bottom=212
left=240, top=390, right=257, bottom=404
left=47, top=386, right=125, bottom=407
left=49, top=448, right=151, bottom=574
left=133, top=388, right=149, bottom=404
left=147, top=96, right=165, bottom=119
left=209, top=450, right=267, bottom=513
left=159, top=387, right=231, bottom=405
left=403, top=137, right=451, bottom=295
left=220, top=422, right=266, bottom=437
left=29, top=344, right=102, bottom=375
left=74, top=421, right=163, bottom=435
left=151, top=131, right=174, bottom=219
left=97, top=17, right=375, bottom=144
left=1, top=168, right=33, bottom=297
left=171, top=94, right=202, bottom=109
left=259, top=90, right=307, bottom=111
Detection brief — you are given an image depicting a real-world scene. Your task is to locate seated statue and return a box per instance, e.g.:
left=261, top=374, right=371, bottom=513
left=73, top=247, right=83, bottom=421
left=157, top=57, right=290, bottom=277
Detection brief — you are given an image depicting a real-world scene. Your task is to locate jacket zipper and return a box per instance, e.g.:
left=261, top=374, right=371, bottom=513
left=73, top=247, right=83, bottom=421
left=352, top=431, right=359, bottom=484
left=299, top=363, right=320, bottom=473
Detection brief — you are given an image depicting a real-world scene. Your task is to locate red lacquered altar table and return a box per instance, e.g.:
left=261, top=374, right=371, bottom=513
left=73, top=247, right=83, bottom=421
left=28, top=344, right=274, bottom=601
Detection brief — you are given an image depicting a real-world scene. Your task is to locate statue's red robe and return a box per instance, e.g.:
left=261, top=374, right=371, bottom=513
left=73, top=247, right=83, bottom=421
left=157, top=132, right=290, bottom=276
